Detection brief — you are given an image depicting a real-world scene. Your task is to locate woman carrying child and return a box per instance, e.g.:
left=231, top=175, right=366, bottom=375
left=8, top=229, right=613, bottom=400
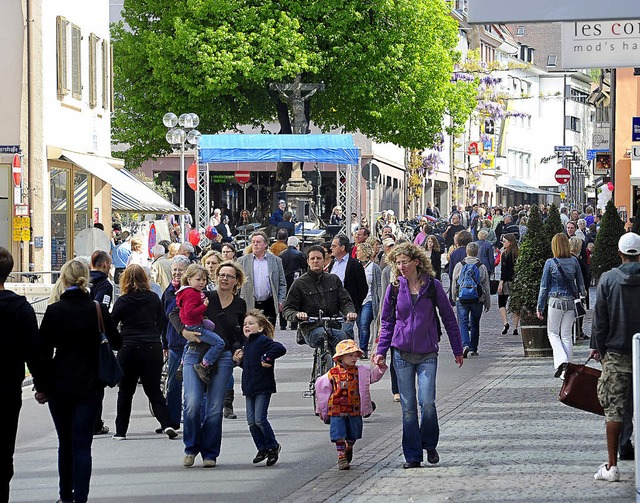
left=315, top=339, right=387, bottom=470
left=233, top=309, right=287, bottom=466
left=175, top=264, right=225, bottom=385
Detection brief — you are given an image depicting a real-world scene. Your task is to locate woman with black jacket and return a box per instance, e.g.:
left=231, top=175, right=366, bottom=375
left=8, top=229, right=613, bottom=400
left=111, top=264, right=177, bottom=440
left=170, top=261, right=246, bottom=468
left=36, top=259, right=121, bottom=503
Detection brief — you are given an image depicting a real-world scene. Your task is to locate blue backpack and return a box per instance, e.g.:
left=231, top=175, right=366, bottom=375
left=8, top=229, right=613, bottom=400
left=457, top=260, right=482, bottom=304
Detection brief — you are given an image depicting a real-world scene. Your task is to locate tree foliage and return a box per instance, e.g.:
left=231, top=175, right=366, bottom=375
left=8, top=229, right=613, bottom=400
left=592, top=200, right=625, bottom=281
left=544, top=203, right=564, bottom=244
left=112, top=0, right=476, bottom=167
left=509, top=205, right=548, bottom=324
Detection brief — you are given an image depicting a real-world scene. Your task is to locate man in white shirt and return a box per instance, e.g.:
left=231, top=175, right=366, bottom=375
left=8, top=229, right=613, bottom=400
left=237, top=231, right=287, bottom=327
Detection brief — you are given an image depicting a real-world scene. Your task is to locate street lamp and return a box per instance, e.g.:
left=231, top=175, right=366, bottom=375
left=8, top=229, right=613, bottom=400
left=164, top=112, right=201, bottom=242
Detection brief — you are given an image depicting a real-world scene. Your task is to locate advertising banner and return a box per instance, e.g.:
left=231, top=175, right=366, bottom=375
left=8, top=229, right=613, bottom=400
left=562, top=21, right=640, bottom=68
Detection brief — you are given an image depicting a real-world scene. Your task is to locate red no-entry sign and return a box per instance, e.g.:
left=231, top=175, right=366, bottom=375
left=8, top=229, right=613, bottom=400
left=555, top=168, right=571, bottom=184
left=235, top=171, right=251, bottom=184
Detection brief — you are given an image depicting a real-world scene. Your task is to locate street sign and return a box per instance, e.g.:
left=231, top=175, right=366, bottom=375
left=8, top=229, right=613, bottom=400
left=554, top=145, right=573, bottom=152
left=362, top=162, right=380, bottom=182
left=234, top=170, right=251, bottom=184
left=555, top=168, right=571, bottom=184
left=0, top=145, right=20, bottom=154
left=12, top=154, right=21, bottom=186
left=186, top=162, right=197, bottom=191
left=633, top=117, right=640, bottom=142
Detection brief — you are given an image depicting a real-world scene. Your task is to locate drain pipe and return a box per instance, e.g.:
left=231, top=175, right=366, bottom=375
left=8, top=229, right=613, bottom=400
left=26, top=0, right=34, bottom=272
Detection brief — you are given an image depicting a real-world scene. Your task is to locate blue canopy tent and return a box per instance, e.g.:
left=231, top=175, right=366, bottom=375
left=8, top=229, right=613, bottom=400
left=198, top=133, right=359, bottom=165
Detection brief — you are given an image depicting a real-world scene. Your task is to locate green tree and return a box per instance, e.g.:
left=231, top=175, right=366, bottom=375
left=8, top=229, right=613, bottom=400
left=509, top=205, right=548, bottom=324
left=592, top=200, right=625, bottom=281
left=112, top=0, right=476, bottom=167
left=544, top=203, right=564, bottom=248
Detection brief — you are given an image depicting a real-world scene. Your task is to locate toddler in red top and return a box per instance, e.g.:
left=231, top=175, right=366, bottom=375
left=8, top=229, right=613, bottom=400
left=176, top=264, right=224, bottom=385
left=315, top=339, right=386, bottom=470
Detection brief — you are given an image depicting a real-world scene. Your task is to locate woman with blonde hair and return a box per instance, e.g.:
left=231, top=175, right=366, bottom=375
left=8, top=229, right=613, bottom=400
left=167, top=242, right=180, bottom=259
left=111, top=264, right=176, bottom=440
left=126, top=237, right=146, bottom=268
left=202, top=250, right=223, bottom=290
left=36, top=260, right=121, bottom=503
left=373, top=243, right=463, bottom=468
left=537, top=233, right=586, bottom=378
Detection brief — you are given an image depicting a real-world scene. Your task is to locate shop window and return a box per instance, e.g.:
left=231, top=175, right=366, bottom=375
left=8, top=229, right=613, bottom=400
left=51, top=168, right=69, bottom=270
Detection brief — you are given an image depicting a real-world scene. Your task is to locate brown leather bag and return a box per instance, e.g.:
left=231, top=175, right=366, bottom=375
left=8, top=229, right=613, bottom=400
left=558, top=359, right=604, bottom=416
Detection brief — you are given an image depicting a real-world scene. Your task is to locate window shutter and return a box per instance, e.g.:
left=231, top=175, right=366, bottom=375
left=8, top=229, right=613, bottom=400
left=71, top=24, right=82, bottom=100
left=56, top=16, right=68, bottom=98
left=89, top=34, right=98, bottom=108
left=102, top=40, right=109, bottom=110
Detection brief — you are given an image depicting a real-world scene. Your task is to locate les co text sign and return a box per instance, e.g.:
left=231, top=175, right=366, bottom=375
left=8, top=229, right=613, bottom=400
left=562, top=20, right=640, bottom=68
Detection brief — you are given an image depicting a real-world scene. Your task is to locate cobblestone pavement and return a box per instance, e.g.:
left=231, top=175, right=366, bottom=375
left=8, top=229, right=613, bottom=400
left=283, top=286, right=636, bottom=503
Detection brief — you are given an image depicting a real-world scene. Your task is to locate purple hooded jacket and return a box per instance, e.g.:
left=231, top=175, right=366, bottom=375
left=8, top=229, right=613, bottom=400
left=376, top=275, right=463, bottom=358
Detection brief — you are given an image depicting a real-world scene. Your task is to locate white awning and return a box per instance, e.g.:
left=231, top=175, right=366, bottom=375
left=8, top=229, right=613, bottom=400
left=496, top=175, right=556, bottom=195
left=60, top=151, right=185, bottom=214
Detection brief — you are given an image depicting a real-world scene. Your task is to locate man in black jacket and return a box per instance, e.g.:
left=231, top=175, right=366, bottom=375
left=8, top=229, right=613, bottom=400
left=278, top=236, right=307, bottom=330
left=88, top=250, right=114, bottom=435
left=0, top=247, right=44, bottom=502
left=282, top=245, right=357, bottom=352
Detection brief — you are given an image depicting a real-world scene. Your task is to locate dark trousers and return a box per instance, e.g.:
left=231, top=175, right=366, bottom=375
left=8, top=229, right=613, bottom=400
left=48, top=391, right=100, bottom=503
left=93, top=387, right=105, bottom=433
left=115, top=342, right=172, bottom=436
left=2, top=394, right=21, bottom=503
left=255, top=296, right=277, bottom=328
left=390, top=348, right=399, bottom=395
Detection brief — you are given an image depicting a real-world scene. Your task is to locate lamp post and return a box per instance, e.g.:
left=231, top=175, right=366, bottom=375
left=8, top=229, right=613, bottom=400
left=163, top=112, right=201, bottom=242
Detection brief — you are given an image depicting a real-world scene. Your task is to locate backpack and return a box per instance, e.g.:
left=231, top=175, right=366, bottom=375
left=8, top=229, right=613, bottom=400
left=457, top=260, right=482, bottom=304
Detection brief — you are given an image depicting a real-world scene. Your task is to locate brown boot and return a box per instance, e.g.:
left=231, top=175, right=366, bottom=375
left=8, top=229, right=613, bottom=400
left=223, top=389, right=237, bottom=419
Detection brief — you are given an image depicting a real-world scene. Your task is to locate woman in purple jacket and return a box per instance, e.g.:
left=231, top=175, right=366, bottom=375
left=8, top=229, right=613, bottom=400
left=373, top=243, right=464, bottom=469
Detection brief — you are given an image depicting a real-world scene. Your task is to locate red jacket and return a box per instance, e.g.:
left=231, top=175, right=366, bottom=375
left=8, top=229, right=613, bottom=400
left=175, top=286, right=207, bottom=326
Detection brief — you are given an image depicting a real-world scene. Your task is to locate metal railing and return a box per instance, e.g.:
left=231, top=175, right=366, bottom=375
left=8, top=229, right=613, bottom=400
left=30, top=297, right=50, bottom=326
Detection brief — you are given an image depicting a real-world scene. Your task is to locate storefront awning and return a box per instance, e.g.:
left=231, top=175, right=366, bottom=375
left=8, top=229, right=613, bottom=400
left=496, top=175, right=556, bottom=195
left=60, top=151, right=185, bottom=214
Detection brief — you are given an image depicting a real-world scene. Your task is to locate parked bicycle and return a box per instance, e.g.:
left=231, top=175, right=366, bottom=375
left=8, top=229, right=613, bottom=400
left=300, top=311, right=345, bottom=413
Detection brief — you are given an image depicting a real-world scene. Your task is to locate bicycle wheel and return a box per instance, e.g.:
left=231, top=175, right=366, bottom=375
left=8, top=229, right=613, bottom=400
left=311, top=349, right=322, bottom=414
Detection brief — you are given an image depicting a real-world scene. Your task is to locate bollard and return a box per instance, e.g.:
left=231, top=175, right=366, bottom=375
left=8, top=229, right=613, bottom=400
left=633, top=333, right=640, bottom=502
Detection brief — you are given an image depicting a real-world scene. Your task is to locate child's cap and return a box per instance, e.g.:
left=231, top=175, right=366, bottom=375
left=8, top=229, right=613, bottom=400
left=333, top=339, right=363, bottom=361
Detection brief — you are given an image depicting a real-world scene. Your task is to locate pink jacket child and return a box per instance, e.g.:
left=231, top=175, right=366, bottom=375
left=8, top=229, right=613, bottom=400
left=314, top=339, right=387, bottom=470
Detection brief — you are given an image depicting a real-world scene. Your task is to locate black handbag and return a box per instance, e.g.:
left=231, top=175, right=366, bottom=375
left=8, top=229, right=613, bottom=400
left=95, top=302, right=123, bottom=388
left=558, top=357, right=604, bottom=416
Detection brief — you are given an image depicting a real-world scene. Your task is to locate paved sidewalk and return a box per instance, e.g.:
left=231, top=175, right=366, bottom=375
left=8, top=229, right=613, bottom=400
left=283, top=293, right=636, bottom=503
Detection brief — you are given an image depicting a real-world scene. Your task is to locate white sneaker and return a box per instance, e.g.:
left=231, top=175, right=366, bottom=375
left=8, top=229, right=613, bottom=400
left=594, top=463, right=620, bottom=482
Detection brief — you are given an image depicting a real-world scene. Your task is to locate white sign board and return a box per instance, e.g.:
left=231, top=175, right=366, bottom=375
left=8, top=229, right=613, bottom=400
left=632, top=146, right=640, bottom=161
left=562, top=21, right=640, bottom=68
left=468, top=1, right=640, bottom=23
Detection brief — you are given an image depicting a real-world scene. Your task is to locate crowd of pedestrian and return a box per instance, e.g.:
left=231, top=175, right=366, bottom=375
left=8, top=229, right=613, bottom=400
left=5, top=197, right=640, bottom=501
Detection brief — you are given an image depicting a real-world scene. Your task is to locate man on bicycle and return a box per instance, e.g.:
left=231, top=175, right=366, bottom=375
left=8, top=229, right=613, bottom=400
left=283, top=245, right=357, bottom=352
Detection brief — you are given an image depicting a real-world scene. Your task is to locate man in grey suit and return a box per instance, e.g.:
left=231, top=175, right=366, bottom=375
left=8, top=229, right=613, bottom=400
left=237, top=231, right=287, bottom=327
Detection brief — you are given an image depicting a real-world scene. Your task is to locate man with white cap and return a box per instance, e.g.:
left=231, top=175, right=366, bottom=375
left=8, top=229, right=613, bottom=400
left=591, top=232, right=640, bottom=482
left=278, top=236, right=307, bottom=330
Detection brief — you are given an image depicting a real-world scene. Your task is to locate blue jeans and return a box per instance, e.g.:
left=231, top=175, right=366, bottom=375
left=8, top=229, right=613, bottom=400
left=183, top=325, right=225, bottom=367
left=357, top=302, right=374, bottom=353
left=166, top=348, right=183, bottom=426
left=182, top=348, right=233, bottom=461
left=307, top=326, right=349, bottom=354
left=393, top=351, right=439, bottom=463
left=245, top=393, right=278, bottom=451
left=48, top=391, right=100, bottom=503
left=329, top=416, right=363, bottom=442
left=456, top=301, right=483, bottom=352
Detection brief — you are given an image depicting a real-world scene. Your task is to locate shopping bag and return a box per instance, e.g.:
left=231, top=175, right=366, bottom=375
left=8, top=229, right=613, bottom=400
left=558, top=359, right=604, bottom=416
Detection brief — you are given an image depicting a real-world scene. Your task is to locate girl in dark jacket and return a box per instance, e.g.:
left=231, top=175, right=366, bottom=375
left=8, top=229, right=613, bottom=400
left=36, top=259, right=121, bottom=503
left=111, top=265, right=177, bottom=440
left=233, top=309, right=286, bottom=466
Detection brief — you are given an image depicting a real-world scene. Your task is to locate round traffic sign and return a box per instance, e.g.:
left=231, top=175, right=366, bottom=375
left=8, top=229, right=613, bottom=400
left=362, top=162, right=380, bottom=182
left=235, top=171, right=251, bottom=184
left=555, top=168, right=571, bottom=184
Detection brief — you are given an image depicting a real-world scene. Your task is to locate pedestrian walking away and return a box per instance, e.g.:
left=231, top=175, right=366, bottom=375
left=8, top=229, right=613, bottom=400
left=536, top=233, right=586, bottom=378
left=233, top=309, right=287, bottom=466
left=373, top=243, right=464, bottom=469
left=35, top=259, right=122, bottom=503
left=316, top=339, right=387, bottom=470
left=590, top=232, right=640, bottom=482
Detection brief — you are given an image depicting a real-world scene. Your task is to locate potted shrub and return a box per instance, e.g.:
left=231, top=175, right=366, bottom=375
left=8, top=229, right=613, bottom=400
left=591, top=200, right=625, bottom=282
left=509, top=205, right=552, bottom=357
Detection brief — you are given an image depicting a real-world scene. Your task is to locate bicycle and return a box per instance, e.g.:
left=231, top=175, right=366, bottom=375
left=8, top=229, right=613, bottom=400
left=299, top=311, right=345, bottom=414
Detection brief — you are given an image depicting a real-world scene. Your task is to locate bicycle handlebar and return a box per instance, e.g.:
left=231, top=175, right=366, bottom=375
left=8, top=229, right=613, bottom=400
left=300, top=314, right=345, bottom=324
